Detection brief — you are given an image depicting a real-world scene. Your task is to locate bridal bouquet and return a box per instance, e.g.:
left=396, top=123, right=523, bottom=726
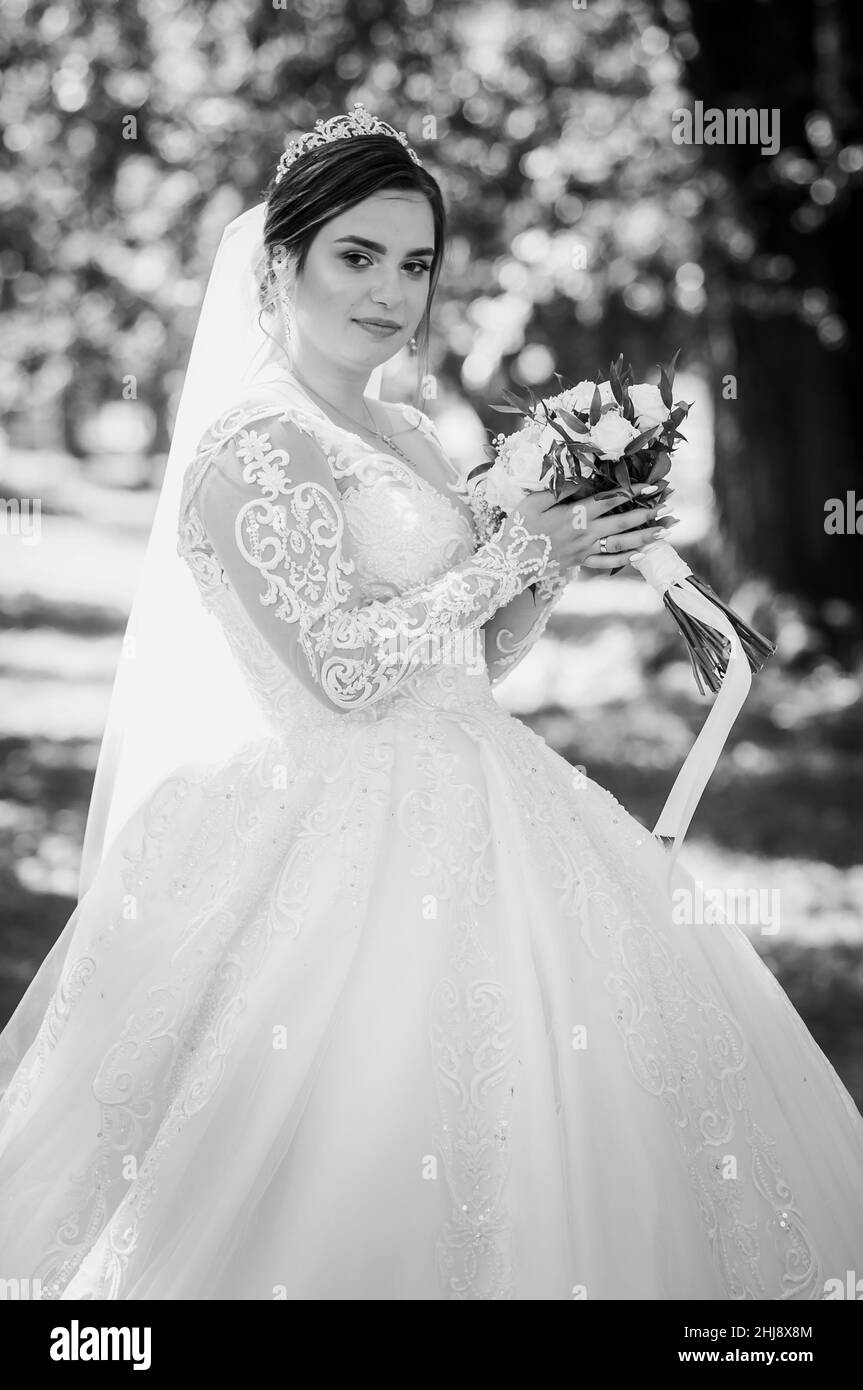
left=468, top=354, right=776, bottom=697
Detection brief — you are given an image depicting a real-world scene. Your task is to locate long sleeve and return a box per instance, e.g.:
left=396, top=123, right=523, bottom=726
left=192, top=407, right=561, bottom=713
left=482, top=571, right=572, bottom=687
left=458, top=478, right=573, bottom=687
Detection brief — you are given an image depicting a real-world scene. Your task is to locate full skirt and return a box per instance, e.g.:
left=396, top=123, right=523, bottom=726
left=1, top=697, right=862, bottom=1300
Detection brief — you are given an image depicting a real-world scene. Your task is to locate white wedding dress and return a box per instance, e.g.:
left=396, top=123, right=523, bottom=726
left=1, top=370, right=862, bottom=1301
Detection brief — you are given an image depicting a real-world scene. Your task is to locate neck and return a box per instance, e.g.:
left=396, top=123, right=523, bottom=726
left=285, top=340, right=374, bottom=425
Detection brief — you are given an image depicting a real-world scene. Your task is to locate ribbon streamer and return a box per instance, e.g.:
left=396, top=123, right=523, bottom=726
left=629, top=540, right=752, bottom=876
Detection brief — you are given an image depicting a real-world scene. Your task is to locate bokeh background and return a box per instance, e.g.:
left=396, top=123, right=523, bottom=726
left=2, top=0, right=862, bottom=1103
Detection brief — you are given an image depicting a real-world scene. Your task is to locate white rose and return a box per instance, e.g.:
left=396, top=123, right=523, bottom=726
left=483, top=467, right=527, bottom=512
left=588, top=410, right=640, bottom=459
left=506, top=440, right=546, bottom=490
left=628, top=383, right=669, bottom=431
left=566, top=379, right=615, bottom=412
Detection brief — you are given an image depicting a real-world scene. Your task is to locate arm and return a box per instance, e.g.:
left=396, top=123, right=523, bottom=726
left=192, top=407, right=561, bottom=713
left=460, top=480, right=574, bottom=687
left=482, top=570, right=573, bottom=687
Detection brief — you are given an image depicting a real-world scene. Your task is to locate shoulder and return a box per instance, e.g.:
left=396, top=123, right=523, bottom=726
left=194, top=391, right=324, bottom=460
left=381, top=398, right=443, bottom=448
left=189, top=393, right=339, bottom=524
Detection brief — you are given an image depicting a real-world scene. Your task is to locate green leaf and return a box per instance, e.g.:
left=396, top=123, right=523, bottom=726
left=569, top=441, right=600, bottom=457
left=667, top=347, right=682, bottom=386
left=589, top=384, right=603, bottom=426
left=466, top=461, right=493, bottom=482
left=609, top=361, right=625, bottom=408
left=490, top=403, right=528, bottom=415
left=612, top=459, right=634, bottom=492
left=647, top=453, right=672, bottom=481
left=553, top=406, right=588, bottom=434
left=658, top=367, right=673, bottom=410
left=624, top=424, right=662, bottom=454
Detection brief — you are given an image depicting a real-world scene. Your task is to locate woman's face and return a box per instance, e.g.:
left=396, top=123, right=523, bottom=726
left=288, top=189, right=436, bottom=371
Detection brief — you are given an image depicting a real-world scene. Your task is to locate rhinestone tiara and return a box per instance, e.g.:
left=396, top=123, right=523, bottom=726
left=273, top=102, right=423, bottom=185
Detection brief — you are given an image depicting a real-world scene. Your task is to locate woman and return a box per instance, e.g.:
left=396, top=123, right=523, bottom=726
left=1, top=106, right=861, bottom=1301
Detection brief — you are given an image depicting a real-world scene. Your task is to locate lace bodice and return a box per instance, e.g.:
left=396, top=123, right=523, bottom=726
left=177, top=379, right=569, bottom=741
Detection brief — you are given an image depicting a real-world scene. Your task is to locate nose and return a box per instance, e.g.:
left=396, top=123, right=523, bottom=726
left=369, top=264, right=402, bottom=309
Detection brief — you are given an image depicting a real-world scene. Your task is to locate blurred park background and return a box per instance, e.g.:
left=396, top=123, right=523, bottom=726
left=1, top=0, right=863, bottom=1103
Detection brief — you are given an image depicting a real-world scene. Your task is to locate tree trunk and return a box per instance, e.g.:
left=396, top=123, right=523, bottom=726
left=660, top=0, right=863, bottom=621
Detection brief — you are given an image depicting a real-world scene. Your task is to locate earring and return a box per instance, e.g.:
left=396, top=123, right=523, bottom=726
left=409, top=336, right=418, bottom=354
left=278, top=279, right=295, bottom=340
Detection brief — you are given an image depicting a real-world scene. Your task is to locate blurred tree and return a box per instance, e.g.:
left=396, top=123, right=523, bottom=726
left=5, top=0, right=860, bottom=646
left=0, top=0, right=699, bottom=456
left=653, top=0, right=863, bottom=646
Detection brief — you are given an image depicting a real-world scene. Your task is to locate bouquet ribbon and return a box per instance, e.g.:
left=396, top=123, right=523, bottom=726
left=629, top=539, right=751, bottom=873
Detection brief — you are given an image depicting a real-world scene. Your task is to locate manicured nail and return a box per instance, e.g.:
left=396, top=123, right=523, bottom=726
left=639, top=484, right=659, bottom=495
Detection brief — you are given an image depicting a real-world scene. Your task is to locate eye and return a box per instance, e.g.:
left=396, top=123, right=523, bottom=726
left=340, top=250, right=431, bottom=277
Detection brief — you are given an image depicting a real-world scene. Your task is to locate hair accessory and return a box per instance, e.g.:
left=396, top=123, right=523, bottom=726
left=274, top=102, right=423, bottom=185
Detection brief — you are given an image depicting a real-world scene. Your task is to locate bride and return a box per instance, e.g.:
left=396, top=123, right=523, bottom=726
left=1, top=106, right=862, bottom=1302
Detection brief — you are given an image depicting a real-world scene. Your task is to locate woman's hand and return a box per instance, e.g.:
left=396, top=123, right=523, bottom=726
left=510, top=483, right=679, bottom=575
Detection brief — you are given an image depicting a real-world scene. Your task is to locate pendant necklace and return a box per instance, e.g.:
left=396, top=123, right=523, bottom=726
left=288, top=370, right=414, bottom=467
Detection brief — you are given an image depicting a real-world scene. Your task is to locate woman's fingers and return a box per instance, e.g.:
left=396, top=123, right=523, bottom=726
left=581, top=514, right=679, bottom=568
left=600, top=505, right=672, bottom=535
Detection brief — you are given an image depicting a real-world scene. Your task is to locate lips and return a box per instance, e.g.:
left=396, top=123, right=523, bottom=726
left=353, top=317, right=401, bottom=330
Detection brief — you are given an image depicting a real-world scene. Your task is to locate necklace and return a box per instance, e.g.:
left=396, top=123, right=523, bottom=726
left=289, top=370, right=415, bottom=467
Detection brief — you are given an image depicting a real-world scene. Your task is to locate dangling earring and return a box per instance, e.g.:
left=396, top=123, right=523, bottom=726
left=270, top=249, right=296, bottom=344
left=409, top=336, right=418, bottom=354
left=278, top=279, right=296, bottom=345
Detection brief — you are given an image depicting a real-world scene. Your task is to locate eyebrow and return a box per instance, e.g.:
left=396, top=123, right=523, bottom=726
left=333, top=235, right=435, bottom=257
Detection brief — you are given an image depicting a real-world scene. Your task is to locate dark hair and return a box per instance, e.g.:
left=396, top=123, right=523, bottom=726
left=259, top=134, right=445, bottom=409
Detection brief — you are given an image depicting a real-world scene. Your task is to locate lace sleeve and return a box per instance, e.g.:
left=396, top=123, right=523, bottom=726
left=482, top=570, right=572, bottom=687
left=192, top=408, right=562, bottom=713
left=456, top=473, right=573, bottom=687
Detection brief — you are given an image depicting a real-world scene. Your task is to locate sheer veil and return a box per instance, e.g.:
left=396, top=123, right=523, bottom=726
left=78, top=200, right=388, bottom=900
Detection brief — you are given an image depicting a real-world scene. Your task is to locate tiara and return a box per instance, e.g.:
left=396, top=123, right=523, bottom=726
left=273, top=102, right=423, bottom=185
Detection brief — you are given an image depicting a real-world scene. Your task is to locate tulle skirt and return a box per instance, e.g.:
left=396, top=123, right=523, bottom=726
left=1, top=698, right=862, bottom=1299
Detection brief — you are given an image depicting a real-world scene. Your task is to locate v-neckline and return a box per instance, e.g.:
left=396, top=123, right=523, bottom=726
left=273, top=372, right=475, bottom=540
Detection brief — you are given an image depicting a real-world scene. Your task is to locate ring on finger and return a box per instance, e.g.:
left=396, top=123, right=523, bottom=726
left=599, top=536, right=609, bottom=554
